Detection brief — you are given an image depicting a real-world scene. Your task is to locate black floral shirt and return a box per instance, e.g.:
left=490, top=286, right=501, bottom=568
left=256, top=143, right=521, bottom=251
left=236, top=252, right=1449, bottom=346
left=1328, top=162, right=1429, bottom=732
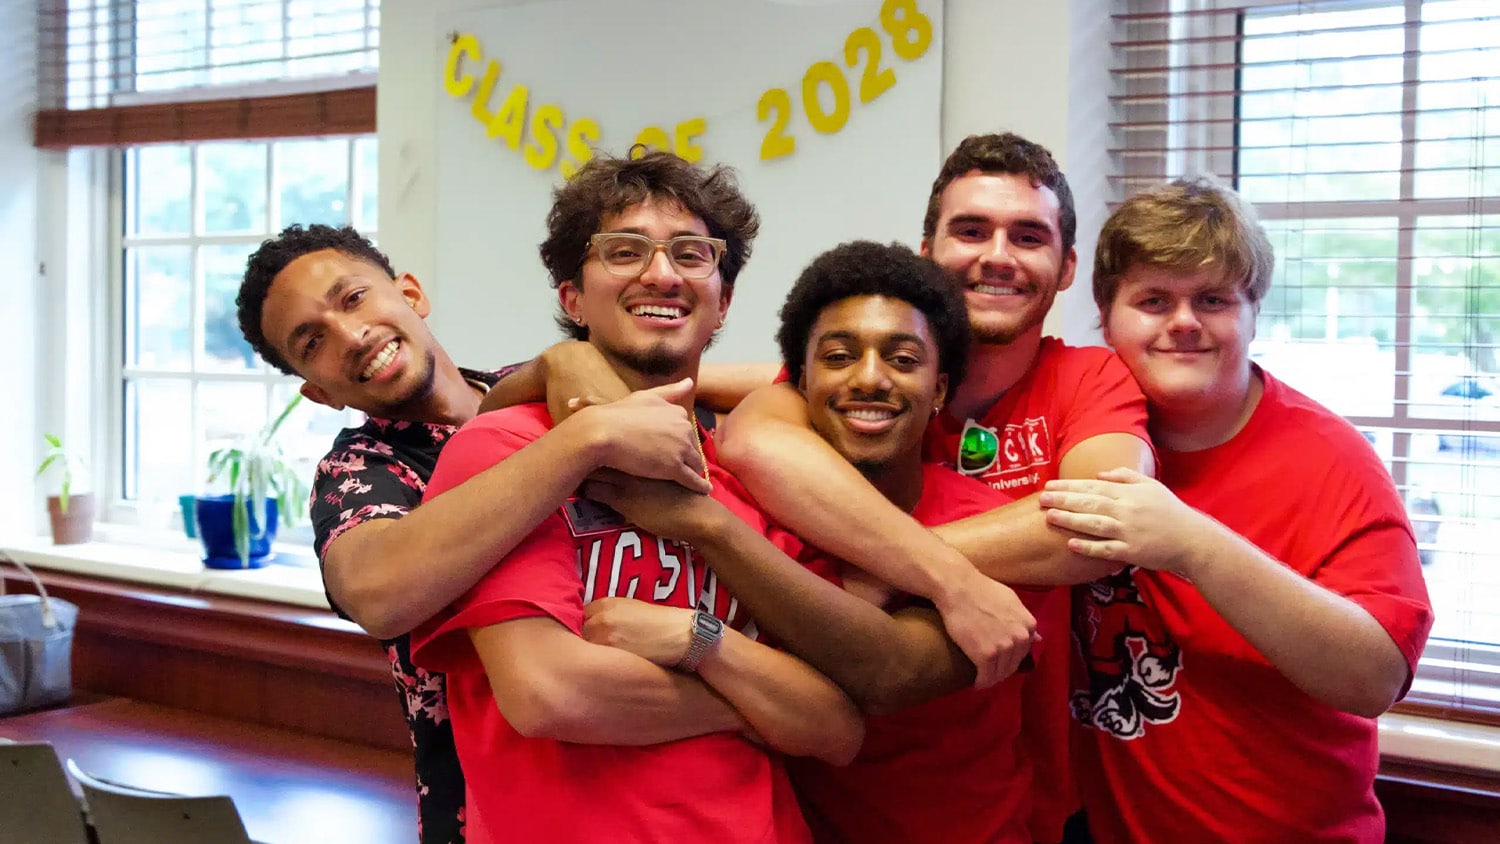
left=310, top=366, right=516, bottom=844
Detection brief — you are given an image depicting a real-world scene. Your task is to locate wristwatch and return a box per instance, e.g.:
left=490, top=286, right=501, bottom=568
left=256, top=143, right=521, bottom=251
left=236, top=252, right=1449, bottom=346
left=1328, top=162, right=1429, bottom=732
left=675, top=610, right=725, bottom=673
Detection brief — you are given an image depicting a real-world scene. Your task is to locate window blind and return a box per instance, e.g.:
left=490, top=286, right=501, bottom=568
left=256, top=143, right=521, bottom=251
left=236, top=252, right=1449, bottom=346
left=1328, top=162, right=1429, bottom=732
left=1113, top=0, right=1500, bottom=725
left=36, top=0, right=379, bottom=147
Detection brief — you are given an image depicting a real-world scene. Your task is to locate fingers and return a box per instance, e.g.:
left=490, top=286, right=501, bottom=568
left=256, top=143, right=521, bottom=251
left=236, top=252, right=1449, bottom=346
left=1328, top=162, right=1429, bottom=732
left=642, top=377, right=695, bottom=403
left=973, top=655, right=1003, bottom=689
left=674, top=462, right=714, bottom=494
left=1045, top=508, right=1120, bottom=539
left=1066, top=537, right=1129, bottom=560
left=1037, top=489, right=1112, bottom=515
left=567, top=394, right=611, bottom=411
left=1097, top=466, right=1147, bottom=483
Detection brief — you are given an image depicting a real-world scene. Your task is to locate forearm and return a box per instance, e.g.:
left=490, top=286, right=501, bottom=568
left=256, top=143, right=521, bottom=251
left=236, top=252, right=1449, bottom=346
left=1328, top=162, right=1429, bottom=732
left=695, top=362, right=781, bottom=413
left=698, top=629, right=864, bottom=764
left=1186, top=525, right=1411, bottom=717
left=473, top=621, right=746, bottom=745
left=325, top=413, right=605, bottom=638
left=935, top=494, right=1118, bottom=586
left=690, top=509, right=971, bottom=716
left=476, top=357, right=543, bottom=415
left=719, top=398, right=975, bottom=602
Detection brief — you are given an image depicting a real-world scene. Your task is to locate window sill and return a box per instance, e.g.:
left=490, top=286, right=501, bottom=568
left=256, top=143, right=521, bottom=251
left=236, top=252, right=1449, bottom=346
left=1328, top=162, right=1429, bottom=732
left=0, top=527, right=330, bottom=610
left=1379, top=711, right=1500, bottom=775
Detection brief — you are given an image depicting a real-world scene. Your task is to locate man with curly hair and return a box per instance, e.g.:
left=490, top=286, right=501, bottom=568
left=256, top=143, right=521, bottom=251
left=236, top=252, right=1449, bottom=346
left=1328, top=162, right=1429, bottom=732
left=409, top=150, right=863, bottom=844
left=238, top=223, right=710, bottom=844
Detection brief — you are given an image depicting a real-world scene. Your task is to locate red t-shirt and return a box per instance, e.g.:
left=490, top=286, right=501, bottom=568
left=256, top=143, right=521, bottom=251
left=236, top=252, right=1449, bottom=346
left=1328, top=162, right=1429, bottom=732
left=788, top=464, right=1053, bottom=844
left=923, top=337, right=1151, bottom=843
left=411, top=403, right=811, bottom=844
left=1071, top=368, right=1435, bottom=844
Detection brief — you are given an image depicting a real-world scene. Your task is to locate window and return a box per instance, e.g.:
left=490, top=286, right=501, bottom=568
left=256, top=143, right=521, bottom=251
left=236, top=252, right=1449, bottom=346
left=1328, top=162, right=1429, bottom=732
left=1115, top=0, right=1500, bottom=719
left=116, top=136, right=377, bottom=534
left=57, top=0, right=379, bottom=109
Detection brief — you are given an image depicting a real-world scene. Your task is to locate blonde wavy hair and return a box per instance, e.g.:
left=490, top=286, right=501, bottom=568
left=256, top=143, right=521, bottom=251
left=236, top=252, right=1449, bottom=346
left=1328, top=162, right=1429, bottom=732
left=1093, top=175, right=1274, bottom=312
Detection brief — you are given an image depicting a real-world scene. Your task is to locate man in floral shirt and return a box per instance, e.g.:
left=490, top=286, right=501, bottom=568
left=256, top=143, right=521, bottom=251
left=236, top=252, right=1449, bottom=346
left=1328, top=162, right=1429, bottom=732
left=236, top=224, right=714, bottom=844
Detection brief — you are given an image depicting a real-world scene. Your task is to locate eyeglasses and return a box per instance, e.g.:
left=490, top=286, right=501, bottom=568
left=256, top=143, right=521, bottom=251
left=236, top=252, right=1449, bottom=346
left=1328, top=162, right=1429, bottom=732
left=957, top=418, right=1000, bottom=475
left=588, top=233, right=727, bottom=280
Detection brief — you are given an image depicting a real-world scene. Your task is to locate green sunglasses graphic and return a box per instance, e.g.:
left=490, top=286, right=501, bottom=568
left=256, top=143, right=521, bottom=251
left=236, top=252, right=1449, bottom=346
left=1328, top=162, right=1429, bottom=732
left=958, top=418, right=1002, bottom=475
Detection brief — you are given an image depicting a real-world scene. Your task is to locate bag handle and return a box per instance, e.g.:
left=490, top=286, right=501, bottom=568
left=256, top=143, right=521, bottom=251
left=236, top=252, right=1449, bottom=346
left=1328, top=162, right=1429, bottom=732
left=0, top=551, right=60, bottom=629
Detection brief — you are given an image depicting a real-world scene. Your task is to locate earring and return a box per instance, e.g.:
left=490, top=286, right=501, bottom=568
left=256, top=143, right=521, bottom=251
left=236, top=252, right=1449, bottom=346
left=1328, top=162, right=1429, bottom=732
left=932, top=403, right=943, bottom=417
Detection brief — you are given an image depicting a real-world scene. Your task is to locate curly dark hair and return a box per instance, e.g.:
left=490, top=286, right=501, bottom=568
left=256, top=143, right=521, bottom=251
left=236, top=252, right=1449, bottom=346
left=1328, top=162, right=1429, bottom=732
left=237, top=224, right=395, bottom=375
left=776, top=240, right=970, bottom=392
left=922, top=132, right=1077, bottom=255
left=539, top=148, right=761, bottom=339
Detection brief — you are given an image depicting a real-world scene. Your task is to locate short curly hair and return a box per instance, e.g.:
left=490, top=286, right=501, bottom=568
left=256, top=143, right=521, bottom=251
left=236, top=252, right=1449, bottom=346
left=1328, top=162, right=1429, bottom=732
left=237, top=224, right=395, bottom=375
left=539, top=148, right=761, bottom=339
left=776, top=240, right=970, bottom=392
left=923, top=133, right=1076, bottom=255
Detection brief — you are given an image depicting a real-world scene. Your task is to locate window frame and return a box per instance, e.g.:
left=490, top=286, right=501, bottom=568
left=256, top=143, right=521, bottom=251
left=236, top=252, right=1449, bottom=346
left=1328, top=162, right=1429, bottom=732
left=1118, top=0, right=1500, bottom=721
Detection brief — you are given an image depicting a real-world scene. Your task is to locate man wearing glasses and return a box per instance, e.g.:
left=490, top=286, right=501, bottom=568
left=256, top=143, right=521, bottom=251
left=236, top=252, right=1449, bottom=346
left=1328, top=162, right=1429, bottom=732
left=237, top=223, right=709, bottom=844
left=409, top=150, right=862, bottom=844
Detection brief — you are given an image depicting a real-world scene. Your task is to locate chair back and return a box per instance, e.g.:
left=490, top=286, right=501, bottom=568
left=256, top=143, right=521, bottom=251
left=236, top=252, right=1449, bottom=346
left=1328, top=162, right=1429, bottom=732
left=0, top=742, right=91, bottom=844
left=65, top=758, right=254, bottom=844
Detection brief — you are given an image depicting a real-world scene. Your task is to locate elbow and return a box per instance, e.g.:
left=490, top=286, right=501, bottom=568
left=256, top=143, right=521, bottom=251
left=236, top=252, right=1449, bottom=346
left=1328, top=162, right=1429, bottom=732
left=496, top=673, right=587, bottom=740
left=330, top=581, right=414, bottom=641
left=715, top=418, right=776, bottom=481
left=1338, top=673, right=1406, bottom=719
left=850, top=653, right=947, bottom=718
left=797, top=709, right=865, bottom=767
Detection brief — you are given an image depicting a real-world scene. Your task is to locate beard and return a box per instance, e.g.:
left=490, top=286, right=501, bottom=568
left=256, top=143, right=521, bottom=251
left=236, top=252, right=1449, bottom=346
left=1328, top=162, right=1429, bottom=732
left=367, top=346, right=439, bottom=418
left=607, top=341, right=686, bottom=378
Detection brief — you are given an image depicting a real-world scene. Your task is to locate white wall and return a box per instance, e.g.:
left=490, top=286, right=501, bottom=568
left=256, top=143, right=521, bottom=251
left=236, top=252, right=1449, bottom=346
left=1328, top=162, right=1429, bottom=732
left=378, top=0, right=1115, bottom=366
left=2, top=1, right=41, bottom=535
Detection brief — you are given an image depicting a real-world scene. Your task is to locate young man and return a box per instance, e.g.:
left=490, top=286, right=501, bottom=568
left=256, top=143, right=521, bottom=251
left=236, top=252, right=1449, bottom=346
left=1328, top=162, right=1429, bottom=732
left=408, top=151, right=862, bottom=844
left=585, top=239, right=1053, bottom=844
left=716, top=133, right=1156, bottom=842
left=237, top=224, right=709, bottom=844
left=1041, top=176, right=1434, bottom=843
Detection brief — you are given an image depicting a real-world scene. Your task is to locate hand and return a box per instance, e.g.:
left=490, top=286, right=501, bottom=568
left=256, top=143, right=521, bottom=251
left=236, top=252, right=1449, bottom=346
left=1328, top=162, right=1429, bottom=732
left=582, top=597, right=695, bottom=667
left=540, top=341, right=628, bottom=423
left=582, top=468, right=718, bottom=540
left=1039, top=467, right=1217, bottom=575
left=933, top=567, right=1037, bottom=688
left=574, top=380, right=712, bottom=494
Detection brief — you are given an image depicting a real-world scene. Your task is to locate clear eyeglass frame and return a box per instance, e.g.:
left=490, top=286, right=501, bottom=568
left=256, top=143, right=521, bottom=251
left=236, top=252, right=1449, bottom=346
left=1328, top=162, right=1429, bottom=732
left=588, top=233, right=728, bottom=280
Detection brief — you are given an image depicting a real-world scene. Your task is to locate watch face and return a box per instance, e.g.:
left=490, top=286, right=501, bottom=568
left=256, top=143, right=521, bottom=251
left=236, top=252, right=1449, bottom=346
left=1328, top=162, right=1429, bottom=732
left=695, top=610, right=725, bottom=635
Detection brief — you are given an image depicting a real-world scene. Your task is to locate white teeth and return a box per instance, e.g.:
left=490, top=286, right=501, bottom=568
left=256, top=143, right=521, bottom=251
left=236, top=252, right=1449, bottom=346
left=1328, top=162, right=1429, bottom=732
left=972, top=284, right=1022, bottom=296
left=629, top=305, right=687, bottom=320
left=361, top=340, right=398, bottom=380
left=845, top=408, right=897, bottom=421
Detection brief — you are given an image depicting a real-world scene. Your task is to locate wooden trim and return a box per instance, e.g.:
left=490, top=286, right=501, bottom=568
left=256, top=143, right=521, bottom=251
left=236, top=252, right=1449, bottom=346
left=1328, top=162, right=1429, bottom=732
left=1391, top=699, right=1500, bottom=730
left=1378, top=760, right=1500, bottom=843
left=33, top=86, right=376, bottom=149
left=0, top=568, right=406, bottom=752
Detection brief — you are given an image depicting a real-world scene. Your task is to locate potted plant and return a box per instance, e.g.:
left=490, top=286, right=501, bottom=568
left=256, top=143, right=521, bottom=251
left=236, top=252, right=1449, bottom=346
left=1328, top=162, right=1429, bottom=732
left=195, top=395, right=309, bottom=569
left=36, top=433, right=93, bottom=545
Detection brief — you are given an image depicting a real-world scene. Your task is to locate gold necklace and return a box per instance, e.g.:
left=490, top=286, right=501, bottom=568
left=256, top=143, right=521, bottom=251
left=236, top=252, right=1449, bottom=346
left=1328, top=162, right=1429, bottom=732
left=694, top=421, right=711, bottom=483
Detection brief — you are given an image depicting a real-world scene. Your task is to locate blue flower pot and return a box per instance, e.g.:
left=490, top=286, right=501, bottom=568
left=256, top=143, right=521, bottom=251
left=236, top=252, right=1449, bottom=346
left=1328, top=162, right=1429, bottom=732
left=194, top=495, right=278, bottom=569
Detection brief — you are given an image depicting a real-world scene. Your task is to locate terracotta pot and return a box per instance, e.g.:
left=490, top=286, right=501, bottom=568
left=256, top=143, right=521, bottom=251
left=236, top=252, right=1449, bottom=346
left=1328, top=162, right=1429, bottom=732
left=46, top=492, right=95, bottom=545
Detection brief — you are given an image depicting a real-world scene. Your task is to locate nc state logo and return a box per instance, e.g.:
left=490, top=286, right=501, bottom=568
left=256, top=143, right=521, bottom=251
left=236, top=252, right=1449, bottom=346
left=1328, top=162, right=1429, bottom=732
left=1073, top=622, right=1182, bottom=740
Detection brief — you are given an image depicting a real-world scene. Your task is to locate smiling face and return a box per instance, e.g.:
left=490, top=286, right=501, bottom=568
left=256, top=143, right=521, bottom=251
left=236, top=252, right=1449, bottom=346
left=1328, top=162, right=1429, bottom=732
left=559, top=196, right=732, bottom=384
left=922, top=171, right=1077, bottom=346
left=800, top=295, right=948, bottom=481
left=258, top=249, right=440, bottom=416
left=1104, top=264, right=1257, bottom=414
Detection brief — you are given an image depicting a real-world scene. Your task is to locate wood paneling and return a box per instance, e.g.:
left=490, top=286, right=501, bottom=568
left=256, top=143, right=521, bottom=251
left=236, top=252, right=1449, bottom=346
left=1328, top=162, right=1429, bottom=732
left=0, top=568, right=406, bottom=752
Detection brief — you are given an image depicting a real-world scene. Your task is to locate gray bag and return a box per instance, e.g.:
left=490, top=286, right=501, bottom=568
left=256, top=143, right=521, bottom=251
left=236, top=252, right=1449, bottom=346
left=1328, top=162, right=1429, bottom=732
left=0, top=553, right=78, bottom=715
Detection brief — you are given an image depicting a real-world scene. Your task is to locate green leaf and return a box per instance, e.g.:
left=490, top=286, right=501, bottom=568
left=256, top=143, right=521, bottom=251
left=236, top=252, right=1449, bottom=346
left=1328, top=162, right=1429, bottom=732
left=35, top=454, right=59, bottom=479
left=44, top=433, right=61, bottom=449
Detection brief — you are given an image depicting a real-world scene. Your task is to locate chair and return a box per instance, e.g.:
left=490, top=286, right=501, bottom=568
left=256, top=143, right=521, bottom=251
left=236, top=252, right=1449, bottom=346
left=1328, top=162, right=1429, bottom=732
left=65, top=758, right=254, bottom=844
left=0, top=742, right=91, bottom=844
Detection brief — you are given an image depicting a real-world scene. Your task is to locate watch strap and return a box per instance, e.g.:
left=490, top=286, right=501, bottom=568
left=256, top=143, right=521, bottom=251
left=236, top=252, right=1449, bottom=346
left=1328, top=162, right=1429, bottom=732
left=675, top=610, right=724, bottom=673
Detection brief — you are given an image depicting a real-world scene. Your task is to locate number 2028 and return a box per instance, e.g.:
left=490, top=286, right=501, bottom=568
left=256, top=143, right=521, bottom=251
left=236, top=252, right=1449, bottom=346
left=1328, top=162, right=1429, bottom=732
left=757, top=0, right=933, bottom=161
